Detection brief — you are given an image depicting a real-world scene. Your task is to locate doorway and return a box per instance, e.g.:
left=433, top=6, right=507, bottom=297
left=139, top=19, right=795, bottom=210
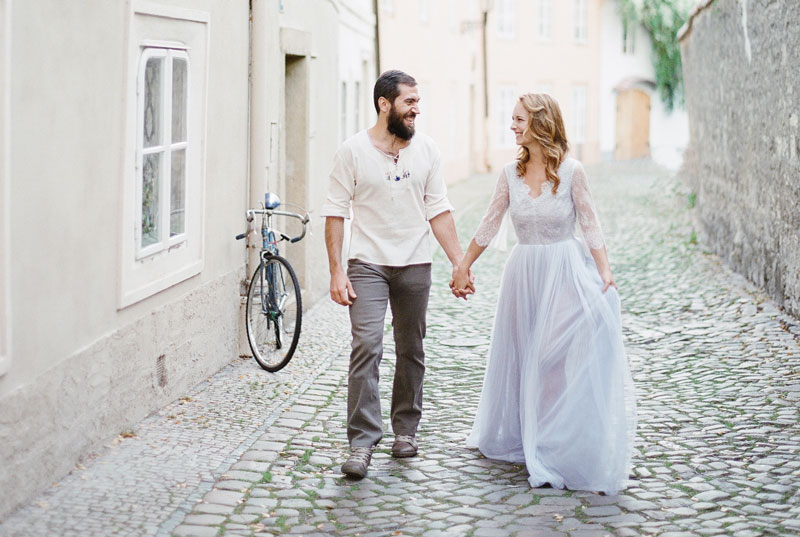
left=615, top=88, right=650, bottom=160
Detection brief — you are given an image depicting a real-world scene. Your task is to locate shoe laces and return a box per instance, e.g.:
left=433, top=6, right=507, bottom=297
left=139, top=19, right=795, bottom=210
left=395, top=435, right=417, bottom=447
left=348, top=446, right=374, bottom=464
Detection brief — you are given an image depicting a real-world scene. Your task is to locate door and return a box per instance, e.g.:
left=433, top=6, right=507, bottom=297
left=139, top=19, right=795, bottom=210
left=615, top=88, right=650, bottom=160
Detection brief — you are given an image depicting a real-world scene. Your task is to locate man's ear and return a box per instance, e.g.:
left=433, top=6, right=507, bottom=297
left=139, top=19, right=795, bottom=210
left=378, top=96, right=390, bottom=114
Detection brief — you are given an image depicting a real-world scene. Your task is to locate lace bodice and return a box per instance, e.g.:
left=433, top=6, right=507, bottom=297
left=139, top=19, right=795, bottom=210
left=474, top=158, right=605, bottom=249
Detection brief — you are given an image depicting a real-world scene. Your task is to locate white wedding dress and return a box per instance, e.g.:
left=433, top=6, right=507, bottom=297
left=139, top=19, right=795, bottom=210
left=466, top=158, right=637, bottom=495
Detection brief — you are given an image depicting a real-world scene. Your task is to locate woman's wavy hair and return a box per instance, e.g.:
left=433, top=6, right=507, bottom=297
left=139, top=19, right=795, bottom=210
left=516, top=93, right=570, bottom=194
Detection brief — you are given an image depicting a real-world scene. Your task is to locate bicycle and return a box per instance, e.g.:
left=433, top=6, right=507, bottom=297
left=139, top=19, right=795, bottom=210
left=236, top=193, right=310, bottom=372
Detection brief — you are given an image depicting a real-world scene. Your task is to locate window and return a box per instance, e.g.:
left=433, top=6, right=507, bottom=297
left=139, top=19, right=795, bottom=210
left=0, top=0, right=10, bottom=375
left=496, top=0, right=515, bottom=39
left=574, top=0, right=588, bottom=44
left=622, top=18, right=636, bottom=54
left=415, top=82, right=428, bottom=134
left=449, top=82, right=458, bottom=157
left=498, top=86, right=517, bottom=148
left=571, top=85, right=588, bottom=144
left=537, top=0, right=552, bottom=42
left=341, top=81, right=348, bottom=142
left=121, top=3, right=209, bottom=308
left=354, top=80, right=361, bottom=134
left=419, top=0, right=429, bottom=23
left=137, top=48, right=189, bottom=257
left=448, top=0, right=458, bottom=31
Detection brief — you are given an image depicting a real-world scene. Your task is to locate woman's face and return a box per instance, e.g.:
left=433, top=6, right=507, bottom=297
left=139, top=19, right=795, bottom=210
left=510, top=101, right=530, bottom=146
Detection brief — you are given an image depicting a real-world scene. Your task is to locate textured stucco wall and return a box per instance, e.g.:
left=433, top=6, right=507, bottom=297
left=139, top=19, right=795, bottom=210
left=680, top=0, right=800, bottom=317
left=0, top=0, right=250, bottom=519
left=0, top=269, right=242, bottom=518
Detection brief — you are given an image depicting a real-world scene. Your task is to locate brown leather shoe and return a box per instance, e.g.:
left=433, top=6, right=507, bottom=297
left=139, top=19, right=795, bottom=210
left=391, top=435, right=418, bottom=458
left=341, top=446, right=374, bottom=479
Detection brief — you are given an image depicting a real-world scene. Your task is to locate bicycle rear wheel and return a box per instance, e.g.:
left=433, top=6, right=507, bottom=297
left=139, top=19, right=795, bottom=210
left=245, top=255, right=302, bottom=372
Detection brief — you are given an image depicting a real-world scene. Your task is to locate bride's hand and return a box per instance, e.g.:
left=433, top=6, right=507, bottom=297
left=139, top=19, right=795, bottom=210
left=450, top=266, right=475, bottom=300
left=601, top=269, right=617, bottom=293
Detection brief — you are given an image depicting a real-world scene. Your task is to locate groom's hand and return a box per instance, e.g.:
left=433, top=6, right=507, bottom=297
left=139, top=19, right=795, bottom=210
left=330, top=269, right=356, bottom=306
left=450, top=267, right=476, bottom=300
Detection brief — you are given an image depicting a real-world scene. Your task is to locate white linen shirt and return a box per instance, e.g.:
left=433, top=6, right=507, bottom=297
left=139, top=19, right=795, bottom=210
left=321, top=130, right=454, bottom=267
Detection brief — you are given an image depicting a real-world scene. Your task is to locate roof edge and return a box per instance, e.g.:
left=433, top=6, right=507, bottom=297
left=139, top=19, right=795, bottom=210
left=678, top=0, right=716, bottom=42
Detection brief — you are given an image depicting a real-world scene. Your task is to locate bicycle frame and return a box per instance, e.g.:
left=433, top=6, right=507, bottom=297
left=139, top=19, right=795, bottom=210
left=235, top=195, right=308, bottom=371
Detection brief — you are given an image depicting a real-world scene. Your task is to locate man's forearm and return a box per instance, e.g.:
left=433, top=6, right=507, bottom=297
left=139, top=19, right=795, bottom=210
left=325, top=217, right=346, bottom=273
left=429, top=211, right=463, bottom=265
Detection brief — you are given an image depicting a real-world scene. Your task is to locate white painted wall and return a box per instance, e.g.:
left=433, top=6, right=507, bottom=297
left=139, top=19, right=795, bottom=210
left=600, top=0, right=688, bottom=169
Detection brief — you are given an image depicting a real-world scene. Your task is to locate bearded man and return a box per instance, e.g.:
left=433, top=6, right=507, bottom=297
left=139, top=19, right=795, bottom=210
left=321, top=70, right=472, bottom=478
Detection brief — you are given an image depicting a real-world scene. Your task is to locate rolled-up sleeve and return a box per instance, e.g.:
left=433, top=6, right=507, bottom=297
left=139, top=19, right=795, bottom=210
left=423, top=147, right=454, bottom=220
left=320, top=146, right=355, bottom=218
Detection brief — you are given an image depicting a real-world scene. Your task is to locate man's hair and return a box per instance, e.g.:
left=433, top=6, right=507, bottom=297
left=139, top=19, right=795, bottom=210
left=373, top=70, right=417, bottom=114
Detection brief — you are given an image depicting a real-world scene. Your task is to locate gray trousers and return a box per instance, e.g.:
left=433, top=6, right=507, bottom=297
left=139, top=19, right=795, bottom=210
left=346, top=259, right=432, bottom=447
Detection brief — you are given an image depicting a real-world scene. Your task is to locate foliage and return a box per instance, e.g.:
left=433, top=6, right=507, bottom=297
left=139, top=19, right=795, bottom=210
left=618, top=0, right=694, bottom=111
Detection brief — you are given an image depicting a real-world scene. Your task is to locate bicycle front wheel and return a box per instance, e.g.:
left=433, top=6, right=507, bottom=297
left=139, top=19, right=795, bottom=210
left=245, top=255, right=302, bottom=372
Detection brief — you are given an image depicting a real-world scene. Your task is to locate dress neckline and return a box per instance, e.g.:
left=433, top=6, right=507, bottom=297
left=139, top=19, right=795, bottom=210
left=512, top=158, right=571, bottom=201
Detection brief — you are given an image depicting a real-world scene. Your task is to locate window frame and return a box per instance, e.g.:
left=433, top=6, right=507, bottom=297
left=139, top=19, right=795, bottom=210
left=537, top=0, right=552, bottom=42
left=573, top=0, right=588, bottom=44
left=419, top=0, right=429, bottom=24
left=135, top=46, right=191, bottom=260
left=571, top=84, right=588, bottom=144
left=496, top=0, right=516, bottom=40
left=622, top=17, right=636, bottom=54
left=120, top=2, right=209, bottom=309
left=497, top=85, right=517, bottom=149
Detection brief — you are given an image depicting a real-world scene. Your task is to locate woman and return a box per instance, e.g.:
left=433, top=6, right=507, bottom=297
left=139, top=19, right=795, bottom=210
left=452, top=93, right=636, bottom=494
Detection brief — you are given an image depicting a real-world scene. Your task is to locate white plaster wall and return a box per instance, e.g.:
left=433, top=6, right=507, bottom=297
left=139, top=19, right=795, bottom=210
left=0, top=0, right=250, bottom=518
left=278, top=0, right=349, bottom=303
left=600, top=0, right=689, bottom=169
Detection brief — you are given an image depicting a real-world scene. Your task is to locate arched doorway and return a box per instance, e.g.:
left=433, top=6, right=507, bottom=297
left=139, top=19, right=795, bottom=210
left=615, top=88, right=651, bottom=160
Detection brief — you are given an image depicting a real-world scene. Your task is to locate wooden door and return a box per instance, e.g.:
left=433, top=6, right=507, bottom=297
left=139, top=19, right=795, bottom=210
left=615, top=89, right=651, bottom=160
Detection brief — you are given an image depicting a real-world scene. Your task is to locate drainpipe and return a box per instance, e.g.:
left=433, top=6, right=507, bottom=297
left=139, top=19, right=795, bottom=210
left=481, top=3, right=490, bottom=171
left=248, top=0, right=270, bottom=282
left=373, top=0, right=381, bottom=77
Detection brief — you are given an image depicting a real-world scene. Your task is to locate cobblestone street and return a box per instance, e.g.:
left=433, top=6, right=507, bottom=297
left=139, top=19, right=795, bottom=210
left=2, top=161, right=799, bottom=537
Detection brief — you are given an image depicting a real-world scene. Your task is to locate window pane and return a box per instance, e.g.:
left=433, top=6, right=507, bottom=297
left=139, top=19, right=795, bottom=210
left=142, top=152, right=161, bottom=247
left=170, top=148, right=186, bottom=236
left=144, top=57, right=163, bottom=148
left=172, top=57, right=188, bottom=143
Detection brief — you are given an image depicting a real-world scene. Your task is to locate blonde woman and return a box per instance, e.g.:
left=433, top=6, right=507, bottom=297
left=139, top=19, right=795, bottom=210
left=452, top=93, right=636, bottom=494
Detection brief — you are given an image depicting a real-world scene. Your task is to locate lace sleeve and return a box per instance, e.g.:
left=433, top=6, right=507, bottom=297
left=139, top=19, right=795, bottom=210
left=571, top=163, right=605, bottom=250
left=474, top=169, right=510, bottom=247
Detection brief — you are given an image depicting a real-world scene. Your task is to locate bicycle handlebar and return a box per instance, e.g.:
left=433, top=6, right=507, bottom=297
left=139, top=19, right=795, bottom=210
left=235, top=208, right=310, bottom=244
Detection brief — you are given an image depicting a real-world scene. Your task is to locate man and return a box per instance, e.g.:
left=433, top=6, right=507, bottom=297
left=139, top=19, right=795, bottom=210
left=322, top=70, right=472, bottom=479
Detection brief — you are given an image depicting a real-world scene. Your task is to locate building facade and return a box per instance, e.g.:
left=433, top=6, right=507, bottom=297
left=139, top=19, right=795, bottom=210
left=377, top=0, right=486, bottom=184
left=378, top=0, right=688, bottom=178
left=0, top=0, right=375, bottom=519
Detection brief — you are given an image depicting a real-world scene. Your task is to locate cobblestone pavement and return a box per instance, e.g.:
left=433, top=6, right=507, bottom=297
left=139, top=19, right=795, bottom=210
left=2, top=161, right=799, bottom=537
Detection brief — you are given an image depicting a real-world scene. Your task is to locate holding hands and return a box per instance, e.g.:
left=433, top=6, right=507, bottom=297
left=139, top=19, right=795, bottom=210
left=450, top=263, right=476, bottom=300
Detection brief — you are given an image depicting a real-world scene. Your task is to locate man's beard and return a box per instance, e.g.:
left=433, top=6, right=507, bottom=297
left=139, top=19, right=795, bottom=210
left=387, top=105, right=416, bottom=140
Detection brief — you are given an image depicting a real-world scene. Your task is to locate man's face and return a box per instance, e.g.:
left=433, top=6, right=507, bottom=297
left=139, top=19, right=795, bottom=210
left=387, top=84, right=420, bottom=141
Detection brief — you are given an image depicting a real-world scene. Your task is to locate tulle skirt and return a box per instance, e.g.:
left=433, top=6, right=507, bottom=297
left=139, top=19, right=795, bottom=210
left=466, top=238, right=637, bottom=495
